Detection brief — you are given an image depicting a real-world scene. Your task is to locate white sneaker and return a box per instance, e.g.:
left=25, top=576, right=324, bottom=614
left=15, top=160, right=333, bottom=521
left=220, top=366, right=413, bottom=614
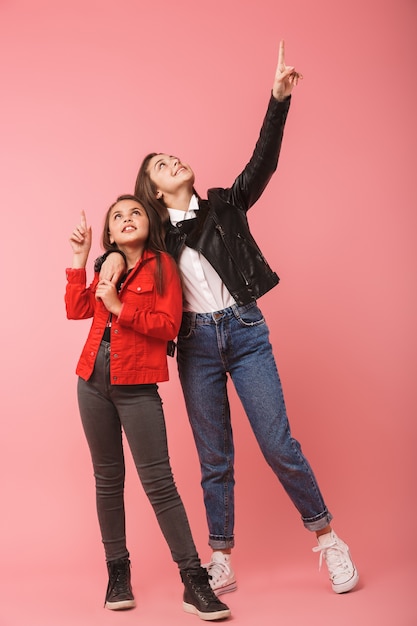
left=313, top=530, right=359, bottom=593
left=203, top=551, right=237, bottom=596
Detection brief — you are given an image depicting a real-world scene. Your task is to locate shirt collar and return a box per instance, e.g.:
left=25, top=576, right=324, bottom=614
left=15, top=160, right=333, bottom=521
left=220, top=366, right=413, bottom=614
left=167, top=194, right=199, bottom=226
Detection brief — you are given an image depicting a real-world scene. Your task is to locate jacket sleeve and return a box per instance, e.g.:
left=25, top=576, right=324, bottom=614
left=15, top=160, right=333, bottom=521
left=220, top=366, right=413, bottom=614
left=65, top=268, right=98, bottom=320
left=218, top=94, right=291, bottom=212
left=116, top=255, right=183, bottom=341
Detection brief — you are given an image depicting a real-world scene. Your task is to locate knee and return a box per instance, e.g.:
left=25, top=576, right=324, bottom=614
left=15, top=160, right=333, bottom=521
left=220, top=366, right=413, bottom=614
left=94, top=462, right=125, bottom=494
left=140, top=464, right=180, bottom=506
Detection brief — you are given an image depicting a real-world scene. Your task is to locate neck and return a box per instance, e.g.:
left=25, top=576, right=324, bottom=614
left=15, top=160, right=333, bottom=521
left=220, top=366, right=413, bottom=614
left=117, top=244, right=145, bottom=270
left=164, top=188, right=194, bottom=212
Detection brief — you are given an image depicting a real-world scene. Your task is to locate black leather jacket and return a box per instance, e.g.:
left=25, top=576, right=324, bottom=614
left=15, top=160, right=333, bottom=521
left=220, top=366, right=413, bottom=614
left=166, top=94, right=291, bottom=306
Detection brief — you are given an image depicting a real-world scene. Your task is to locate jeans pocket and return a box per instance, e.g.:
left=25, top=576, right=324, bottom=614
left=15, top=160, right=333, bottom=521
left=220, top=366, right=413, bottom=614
left=234, top=304, right=265, bottom=327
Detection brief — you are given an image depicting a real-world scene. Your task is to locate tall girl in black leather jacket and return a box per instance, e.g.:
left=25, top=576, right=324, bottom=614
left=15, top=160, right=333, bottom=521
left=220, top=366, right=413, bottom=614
left=102, top=41, right=358, bottom=597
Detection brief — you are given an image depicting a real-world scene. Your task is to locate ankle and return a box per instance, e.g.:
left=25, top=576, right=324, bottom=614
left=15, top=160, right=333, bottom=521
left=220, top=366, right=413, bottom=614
left=316, top=525, right=332, bottom=538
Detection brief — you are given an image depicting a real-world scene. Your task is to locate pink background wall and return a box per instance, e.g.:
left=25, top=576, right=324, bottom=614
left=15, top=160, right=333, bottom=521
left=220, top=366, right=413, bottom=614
left=1, top=1, right=415, bottom=625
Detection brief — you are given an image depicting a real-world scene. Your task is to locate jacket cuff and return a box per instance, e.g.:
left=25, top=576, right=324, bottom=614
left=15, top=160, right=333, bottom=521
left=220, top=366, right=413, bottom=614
left=94, top=249, right=127, bottom=273
left=66, top=267, right=86, bottom=282
left=270, top=92, right=291, bottom=108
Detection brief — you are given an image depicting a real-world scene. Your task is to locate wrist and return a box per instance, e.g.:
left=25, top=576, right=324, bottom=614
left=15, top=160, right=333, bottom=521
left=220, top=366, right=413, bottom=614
left=111, top=302, right=123, bottom=317
left=72, top=253, right=88, bottom=269
left=272, top=90, right=291, bottom=102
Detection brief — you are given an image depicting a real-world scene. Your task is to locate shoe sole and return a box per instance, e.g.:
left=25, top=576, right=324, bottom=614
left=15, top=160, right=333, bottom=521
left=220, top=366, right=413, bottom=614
left=213, top=581, right=237, bottom=596
left=105, top=599, right=136, bottom=610
left=332, top=569, right=359, bottom=594
left=183, top=602, right=231, bottom=621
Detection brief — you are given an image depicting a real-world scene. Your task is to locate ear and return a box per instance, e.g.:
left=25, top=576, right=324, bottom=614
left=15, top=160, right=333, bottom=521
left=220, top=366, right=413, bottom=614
left=156, top=191, right=162, bottom=199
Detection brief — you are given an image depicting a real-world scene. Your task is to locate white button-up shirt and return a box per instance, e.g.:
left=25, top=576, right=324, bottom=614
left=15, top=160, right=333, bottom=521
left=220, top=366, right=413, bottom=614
left=168, top=195, right=235, bottom=313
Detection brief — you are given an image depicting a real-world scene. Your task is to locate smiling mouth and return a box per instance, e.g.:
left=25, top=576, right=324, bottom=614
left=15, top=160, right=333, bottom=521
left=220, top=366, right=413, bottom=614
left=175, top=167, right=185, bottom=176
left=122, top=226, right=136, bottom=232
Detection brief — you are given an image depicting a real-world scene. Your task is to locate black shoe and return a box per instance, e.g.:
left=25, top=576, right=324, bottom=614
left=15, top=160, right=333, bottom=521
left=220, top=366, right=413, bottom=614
left=104, top=557, right=136, bottom=610
left=180, top=567, right=231, bottom=621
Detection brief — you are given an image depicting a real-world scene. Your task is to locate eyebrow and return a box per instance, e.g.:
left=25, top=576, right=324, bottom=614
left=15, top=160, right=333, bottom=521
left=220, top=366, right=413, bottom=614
left=110, top=206, right=142, bottom=218
left=153, top=156, right=166, bottom=170
left=153, top=154, right=177, bottom=170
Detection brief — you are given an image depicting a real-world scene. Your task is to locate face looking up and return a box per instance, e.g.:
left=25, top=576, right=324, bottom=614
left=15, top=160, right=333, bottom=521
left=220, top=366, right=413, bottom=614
left=147, top=154, right=195, bottom=200
left=108, top=199, right=150, bottom=248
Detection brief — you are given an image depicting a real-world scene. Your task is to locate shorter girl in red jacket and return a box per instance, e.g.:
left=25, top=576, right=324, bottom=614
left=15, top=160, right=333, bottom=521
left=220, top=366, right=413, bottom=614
left=65, top=194, right=230, bottom=621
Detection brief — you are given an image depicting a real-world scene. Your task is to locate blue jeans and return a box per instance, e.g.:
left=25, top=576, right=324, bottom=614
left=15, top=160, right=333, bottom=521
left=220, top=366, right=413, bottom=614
left=177, top=303, right=332, bottom=550
left=77, top=340, right=200, bottom=570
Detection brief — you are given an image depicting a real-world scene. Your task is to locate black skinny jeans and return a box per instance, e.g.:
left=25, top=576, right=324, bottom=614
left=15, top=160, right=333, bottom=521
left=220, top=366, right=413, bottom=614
left=77, top=340, right=200, bottom=570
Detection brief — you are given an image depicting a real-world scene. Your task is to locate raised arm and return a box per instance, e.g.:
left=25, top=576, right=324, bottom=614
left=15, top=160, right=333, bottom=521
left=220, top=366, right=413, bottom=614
left=219, top=40, right=302, bottom=211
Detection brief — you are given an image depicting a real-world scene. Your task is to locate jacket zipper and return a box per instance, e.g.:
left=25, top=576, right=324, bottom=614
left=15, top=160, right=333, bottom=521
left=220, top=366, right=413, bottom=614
left=215, top=224, right=250, bottom=286
left=236, top=232, right=271, bottom=268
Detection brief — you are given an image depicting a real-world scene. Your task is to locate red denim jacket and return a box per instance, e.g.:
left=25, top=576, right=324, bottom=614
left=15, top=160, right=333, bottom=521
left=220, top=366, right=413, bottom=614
left=65, top=249, right=182, bottom=384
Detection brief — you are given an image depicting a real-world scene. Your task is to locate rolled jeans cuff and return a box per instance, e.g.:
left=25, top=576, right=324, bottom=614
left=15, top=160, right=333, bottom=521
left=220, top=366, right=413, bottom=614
left=209, top=535, right=235, bottom=550
left=302, top=510, right=333, bottom=532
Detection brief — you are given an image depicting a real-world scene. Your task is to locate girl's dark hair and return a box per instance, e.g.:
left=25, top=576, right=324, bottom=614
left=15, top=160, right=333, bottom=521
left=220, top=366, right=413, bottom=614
left=101, top=194, right=167, bottom=294
left=135, top=153, right=170, bottom=225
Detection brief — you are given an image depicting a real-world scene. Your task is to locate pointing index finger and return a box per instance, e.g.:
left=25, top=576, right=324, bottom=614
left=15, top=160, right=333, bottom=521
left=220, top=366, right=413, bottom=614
left=278, top=39, right=286, bottom=71
left=80, top=210, right=87, bottom=230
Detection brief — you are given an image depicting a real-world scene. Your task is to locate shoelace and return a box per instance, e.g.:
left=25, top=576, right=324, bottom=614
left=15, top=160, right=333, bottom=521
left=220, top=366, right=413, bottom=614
left=106, top=564, right=130, bottom=599
left=312, top=540, right=351, bottom=576
left=187, top=570, right=219, bottom=604
left=112, top=570, right=128, bottom=593
left=207, top=560, right=230, bottom=584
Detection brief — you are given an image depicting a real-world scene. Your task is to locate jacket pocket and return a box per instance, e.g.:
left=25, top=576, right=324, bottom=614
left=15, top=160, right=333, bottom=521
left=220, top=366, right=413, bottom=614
left=124, top=280, right=155, bottom=309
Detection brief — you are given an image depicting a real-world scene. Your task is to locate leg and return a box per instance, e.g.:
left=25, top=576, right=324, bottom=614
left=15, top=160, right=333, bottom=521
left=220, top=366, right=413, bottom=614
left=77, top=342, right=135, bottom=610
left=177, top=313, right=235, bottom=551
left=111, top=382, right=200, bottom=572
left=77, top=374, right=128, bottom=562
left=113, top=383, right=232, bottom=617
left=229, top=304, right=358, bottom=592
left=228, top=303, right=332, bottom=528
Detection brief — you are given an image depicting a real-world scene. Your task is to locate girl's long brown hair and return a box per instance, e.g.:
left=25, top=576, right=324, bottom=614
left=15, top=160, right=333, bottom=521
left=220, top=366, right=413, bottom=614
left=101, top=194, right=168, bottom=294
left=134, top=153, right=171, bottom=225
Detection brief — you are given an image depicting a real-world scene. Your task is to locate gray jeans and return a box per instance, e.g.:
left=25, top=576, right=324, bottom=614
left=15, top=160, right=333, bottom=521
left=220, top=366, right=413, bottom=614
left=77, top=340, right=200, bottom=570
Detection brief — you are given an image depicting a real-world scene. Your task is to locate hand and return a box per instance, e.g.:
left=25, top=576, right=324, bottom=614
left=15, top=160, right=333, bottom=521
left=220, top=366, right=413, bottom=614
left=100, top=252, right=126, bottom=284
left=95, top=278, right=122, bottom=315
left=69, top=210, right=92, bottom=267
left=272, top=40, right=303, bottom=101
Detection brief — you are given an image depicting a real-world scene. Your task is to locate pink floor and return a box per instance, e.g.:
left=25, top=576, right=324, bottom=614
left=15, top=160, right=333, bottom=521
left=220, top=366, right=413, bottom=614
left=3, top=541, right=414, bottom=626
